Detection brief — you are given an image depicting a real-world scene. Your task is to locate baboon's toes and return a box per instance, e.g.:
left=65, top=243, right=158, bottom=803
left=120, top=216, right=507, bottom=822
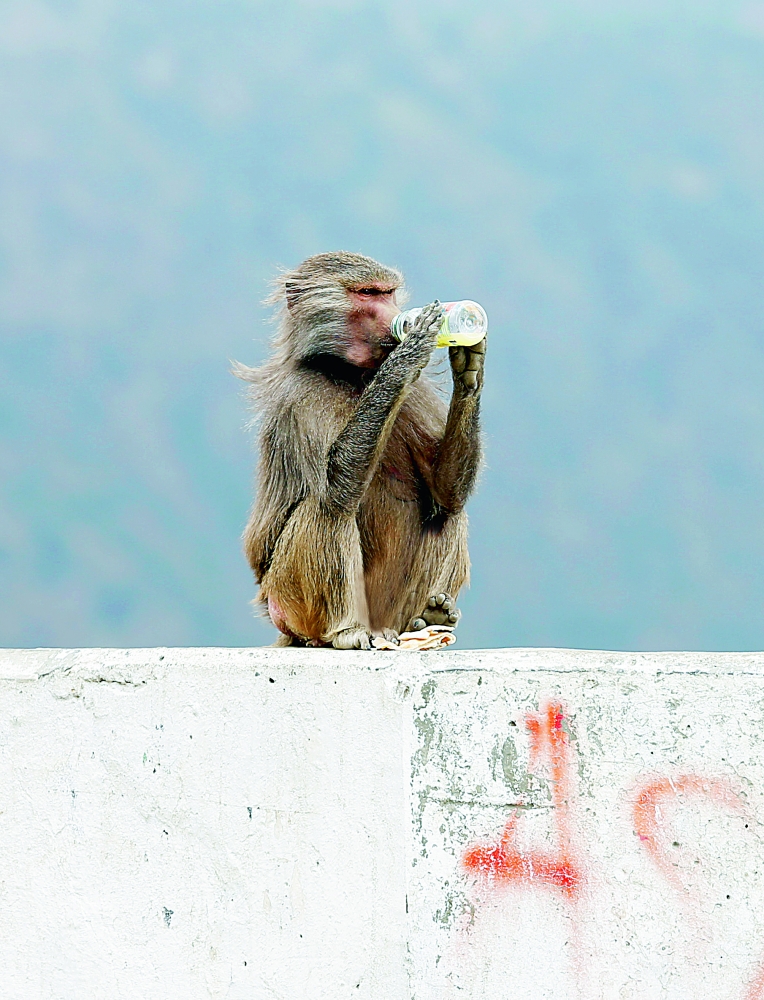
left=419, top=594, right=461, bottom=627
left=332, top=626, right=373, bottom=650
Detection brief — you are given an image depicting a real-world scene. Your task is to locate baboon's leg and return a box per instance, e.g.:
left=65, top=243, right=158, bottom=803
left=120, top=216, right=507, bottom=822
left=260, top=498, right=371, bottom=648
left=393, top=512, right=470, bottom=634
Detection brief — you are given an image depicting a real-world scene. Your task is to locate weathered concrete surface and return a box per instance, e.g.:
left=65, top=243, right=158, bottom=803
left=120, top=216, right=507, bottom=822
left=0, top=647, right=763, bottom=999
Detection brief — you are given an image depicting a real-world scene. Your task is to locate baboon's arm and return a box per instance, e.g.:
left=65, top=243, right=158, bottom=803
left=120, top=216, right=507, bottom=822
left=325, top=302, right=443, bottom=514
left=428, top=338, right=486, bottom=516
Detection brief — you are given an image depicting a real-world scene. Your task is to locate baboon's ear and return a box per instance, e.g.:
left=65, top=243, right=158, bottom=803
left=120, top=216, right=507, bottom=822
left=285, top=281, right=300, bottom=311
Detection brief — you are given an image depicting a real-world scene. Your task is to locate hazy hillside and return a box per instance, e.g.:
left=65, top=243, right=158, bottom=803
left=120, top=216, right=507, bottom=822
left=2, top=0, right=764, bottom=650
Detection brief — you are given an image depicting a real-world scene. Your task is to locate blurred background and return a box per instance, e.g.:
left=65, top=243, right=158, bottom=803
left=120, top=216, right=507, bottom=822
left=2, top=0, right=764, bottom=650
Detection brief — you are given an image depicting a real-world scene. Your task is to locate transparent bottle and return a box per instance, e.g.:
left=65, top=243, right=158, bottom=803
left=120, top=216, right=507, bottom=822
left=390, top=300, right=488, bottom=348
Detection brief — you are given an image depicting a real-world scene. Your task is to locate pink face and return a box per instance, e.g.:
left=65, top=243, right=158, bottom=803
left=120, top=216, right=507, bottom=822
left=344, top=283, right=401, bottom=368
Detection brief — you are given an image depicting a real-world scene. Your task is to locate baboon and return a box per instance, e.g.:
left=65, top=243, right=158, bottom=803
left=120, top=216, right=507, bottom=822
left=235, top=251, right=485, bottom=649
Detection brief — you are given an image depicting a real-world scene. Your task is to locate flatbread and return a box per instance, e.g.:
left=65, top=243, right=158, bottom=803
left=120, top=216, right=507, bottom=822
left=372, top=625, right=456, bottom=651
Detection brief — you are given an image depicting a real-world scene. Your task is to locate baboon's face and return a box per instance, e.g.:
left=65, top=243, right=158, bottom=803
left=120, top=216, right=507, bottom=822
left=344, top=282, right=401, bottom=369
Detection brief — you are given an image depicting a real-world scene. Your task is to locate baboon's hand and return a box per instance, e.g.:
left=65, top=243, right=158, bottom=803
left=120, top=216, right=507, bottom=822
left=449, top=336, right=486, bottom=395
left=393, top=301, right=443, bottom=380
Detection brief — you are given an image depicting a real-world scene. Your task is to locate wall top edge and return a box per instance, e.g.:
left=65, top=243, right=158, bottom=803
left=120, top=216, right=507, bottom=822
left=0, top=646, right=762, bottom=683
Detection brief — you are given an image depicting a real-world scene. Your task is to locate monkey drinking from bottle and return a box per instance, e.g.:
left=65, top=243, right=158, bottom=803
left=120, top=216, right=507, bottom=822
left=235, top=251, right=486, bottom=649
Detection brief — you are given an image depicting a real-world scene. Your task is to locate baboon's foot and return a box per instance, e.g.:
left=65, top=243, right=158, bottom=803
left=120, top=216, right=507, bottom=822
left=331, top=626, right=374, bottom=650
left=378, top=628, right=400, bottom=646
left=408, top=593, right=460, bottom=632
left=271, top=633, right=299, bottom=648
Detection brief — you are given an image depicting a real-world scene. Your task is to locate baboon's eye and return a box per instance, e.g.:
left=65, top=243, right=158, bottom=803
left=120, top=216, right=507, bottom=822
left=355, top=287, right=395, bottom=296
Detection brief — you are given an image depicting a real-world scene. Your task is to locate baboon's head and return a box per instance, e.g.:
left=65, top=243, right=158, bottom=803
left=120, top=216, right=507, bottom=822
left=272, top=251, right=405, bottom=369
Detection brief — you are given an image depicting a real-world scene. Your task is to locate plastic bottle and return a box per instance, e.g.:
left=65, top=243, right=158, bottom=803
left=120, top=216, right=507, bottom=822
left=390, top=300, right=488, bottom=348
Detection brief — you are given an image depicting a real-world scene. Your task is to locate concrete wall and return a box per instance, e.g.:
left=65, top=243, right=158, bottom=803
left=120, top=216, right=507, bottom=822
left=1, top=647, right=763, bottom=999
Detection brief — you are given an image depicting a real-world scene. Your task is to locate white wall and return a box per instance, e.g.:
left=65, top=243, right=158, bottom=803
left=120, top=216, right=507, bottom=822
left=0, top=647, right=763, bottom=999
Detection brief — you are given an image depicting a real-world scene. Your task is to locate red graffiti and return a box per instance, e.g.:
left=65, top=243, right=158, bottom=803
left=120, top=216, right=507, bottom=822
left=457, top=701, right=764, bottom=998
left=463, top=702, right=584, bottom=896
left=633, top=775, right=744, bottom=893
left=633, top=773, right=764, bottom=1000
left=463, top=814, right=581, bottom=894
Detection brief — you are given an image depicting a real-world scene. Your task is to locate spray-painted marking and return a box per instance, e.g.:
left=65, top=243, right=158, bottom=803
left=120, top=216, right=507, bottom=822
left=457, top=702, right=764, bottom=997
left=462, top=702, right=584, bottom=895
left=633, top=774, right=764, bottom=1000
left=633, top=775, right=744, bottom=892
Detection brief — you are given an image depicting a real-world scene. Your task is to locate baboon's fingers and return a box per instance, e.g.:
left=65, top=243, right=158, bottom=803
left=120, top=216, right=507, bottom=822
left=417, top=300, right=443, bottom=335
left=398, top=300, right=443, bottom=371
left=449, top=346, right=467, bottom=373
